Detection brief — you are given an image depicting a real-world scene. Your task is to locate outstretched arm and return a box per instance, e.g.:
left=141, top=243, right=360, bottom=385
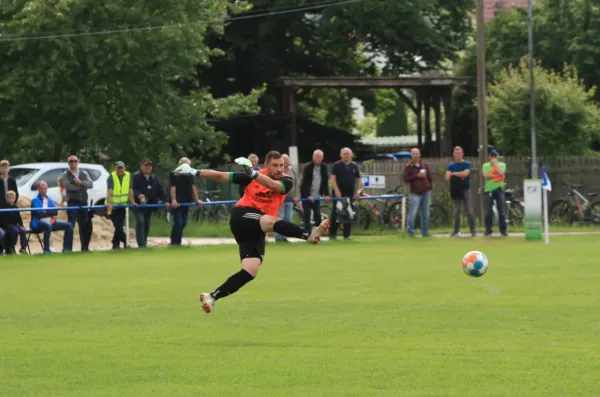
left=199, top=169, right=286, bottom=193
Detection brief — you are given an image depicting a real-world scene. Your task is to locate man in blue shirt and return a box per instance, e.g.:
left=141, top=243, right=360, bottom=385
left=445, top=146, right=476, bottom=236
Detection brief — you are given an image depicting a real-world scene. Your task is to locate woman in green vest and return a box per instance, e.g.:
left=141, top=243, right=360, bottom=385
left=107, top=161, right=136, bottom=249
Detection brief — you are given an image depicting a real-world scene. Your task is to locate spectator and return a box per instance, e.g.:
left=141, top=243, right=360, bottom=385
left=60, top=155, right=93, bottom=251
left=0, top=190, right=28, bottom=254
left=238, top=153, right=261, bottom=198
left=403, top=148, right=433, bottom=237
left=274, top=154, right=300, bottom=242
left=446, top=146, right=476, bottom=237
left=300, top=149, right=330, bottom=232
left=133, top=159, right=168, bottom=248
left=329, top=147, right=362, bottom=240
left=0, top=227, right=4, bottom=255
left=30, top=181, right=74, bottom=253
left=107, top=161, right=136, bottom=249
left=169, top=157, right=202, bottom=246
left=482, top=149, right=508, bottom=236
left=0, top=159, right=19, bottom=208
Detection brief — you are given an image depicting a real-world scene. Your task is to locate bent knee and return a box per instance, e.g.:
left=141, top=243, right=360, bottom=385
left=258, top=214, right=279, bottom=232
left=242, top=257, right=262, bottom=278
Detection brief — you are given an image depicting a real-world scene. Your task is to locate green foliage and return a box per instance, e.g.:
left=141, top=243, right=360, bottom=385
left=487, top=58, right=600, bottom=155
left=0, top=0, right=262, bottom=168
left=200, top=0, right=476, bottom=142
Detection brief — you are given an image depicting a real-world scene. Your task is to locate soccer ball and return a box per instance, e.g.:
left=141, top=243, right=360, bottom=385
left=462, top=251, right=488, bottom=277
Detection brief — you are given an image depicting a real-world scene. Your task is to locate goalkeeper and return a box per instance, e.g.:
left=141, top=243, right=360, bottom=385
left=174, top=150, right=330, bottom=313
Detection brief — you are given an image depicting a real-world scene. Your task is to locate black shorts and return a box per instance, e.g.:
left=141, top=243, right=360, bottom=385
left=229, top=206, right=266, bottom=262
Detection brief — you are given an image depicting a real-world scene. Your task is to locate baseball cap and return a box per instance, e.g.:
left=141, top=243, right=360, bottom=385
left=115, top=161, right=125, bottom=168
left=141, top=159, right=153, bottom=165
left=489, top=149, right=499, bottom=156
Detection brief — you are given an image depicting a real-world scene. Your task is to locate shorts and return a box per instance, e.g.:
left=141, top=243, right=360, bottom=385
left=229, top=206, right=266, bottom=262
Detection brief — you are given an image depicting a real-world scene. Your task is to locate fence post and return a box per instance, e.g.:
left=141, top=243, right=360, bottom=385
left=401, top=195, right=406, bottom=233
left=125, top=206, right=130, bottom=248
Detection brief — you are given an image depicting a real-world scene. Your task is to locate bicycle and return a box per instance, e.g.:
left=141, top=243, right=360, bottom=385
left=549, top=183, right=600, bottom=225
left=191, top=190, right=230, bottom=223
left=479, top=185, right=524, bottom=227
left=294, top=200, right=330, bottom=230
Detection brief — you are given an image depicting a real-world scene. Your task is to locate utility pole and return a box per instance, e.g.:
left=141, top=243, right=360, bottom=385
left=528, top=0, right=538, bottom=178
left=476, top=0, right=488, bottom=224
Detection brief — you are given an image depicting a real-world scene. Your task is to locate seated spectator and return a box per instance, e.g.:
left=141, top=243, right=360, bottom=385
left=0, top=227, right=5, bottom=255
left=30, top=181, right=74, bottom=253
left=0, top=191, right=28, bottom=254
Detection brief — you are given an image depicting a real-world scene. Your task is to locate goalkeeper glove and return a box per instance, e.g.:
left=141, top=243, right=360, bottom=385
left=234, top=157, right=258, bottom=179
left=174, top=163, right=200, bottom=176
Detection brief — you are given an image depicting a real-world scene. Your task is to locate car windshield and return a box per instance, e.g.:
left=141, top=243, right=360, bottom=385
left=9, top=168, right=41, bottom=187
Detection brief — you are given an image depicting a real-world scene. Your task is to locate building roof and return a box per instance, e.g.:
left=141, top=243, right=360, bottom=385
left=360, top=135, right=437, bottom=148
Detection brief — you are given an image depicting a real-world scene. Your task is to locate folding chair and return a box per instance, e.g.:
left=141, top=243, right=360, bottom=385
left=26, top=230, right=44, bottom=254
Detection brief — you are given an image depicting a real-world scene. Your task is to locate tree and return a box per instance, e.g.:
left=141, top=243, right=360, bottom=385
left=0, top=0, right=262, bottom=168
left=198, top=0, right=475, bottom=157
left=487, top=58, right=600, bottom=156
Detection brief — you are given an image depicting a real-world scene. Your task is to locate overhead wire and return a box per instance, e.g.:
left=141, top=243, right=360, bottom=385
left=0, top=0, right=365, bottom=43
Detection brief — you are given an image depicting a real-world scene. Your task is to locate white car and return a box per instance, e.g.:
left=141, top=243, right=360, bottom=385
left=9, top=162, right=110, bottom=208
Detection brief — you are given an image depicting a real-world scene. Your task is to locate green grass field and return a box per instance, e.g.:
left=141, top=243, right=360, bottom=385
left=1, top=236, right=599, bottom=396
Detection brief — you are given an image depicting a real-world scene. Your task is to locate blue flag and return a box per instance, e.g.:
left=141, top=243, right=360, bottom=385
left=541, top=166, right=552, bottom=191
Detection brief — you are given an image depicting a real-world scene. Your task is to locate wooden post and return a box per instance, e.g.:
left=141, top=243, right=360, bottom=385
left=434, top=93, right=442, bottom=156
left=417, top=98, right=423, bottom=148
left=442, top=88, right=453, bottom=155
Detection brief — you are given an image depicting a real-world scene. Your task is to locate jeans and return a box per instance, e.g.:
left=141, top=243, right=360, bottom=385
left=452, top=189, right=476, bottom=233
left=484, top=188, right=507, bottom=234
left=274, top=201, right=294, bottom=241
left=67, top=200, right=91, bottom=251
left=407, top=191, right=431, bottom=236
left=302, top=199, right=322, bottom=233
left=34, top=221, right=74, bottom=252
left=135, top=208, right=153, bottom=248
left=7, top=225, right=28, bottom=249
left=170, top=207, right=189, bottom=245
left=110, top=208, right=127, bottom=248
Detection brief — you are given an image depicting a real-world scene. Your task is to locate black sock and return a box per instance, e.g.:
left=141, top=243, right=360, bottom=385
left=273, top=220, right=310, bottom=240
left=210, top=269, right=254, bottom=301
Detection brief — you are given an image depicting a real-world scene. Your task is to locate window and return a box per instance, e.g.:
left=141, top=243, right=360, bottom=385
left=9, top=168, right=41, bottom=187
left=34, top=168, right=67, bottom=189
left=81, top=168, right=101, bottom=181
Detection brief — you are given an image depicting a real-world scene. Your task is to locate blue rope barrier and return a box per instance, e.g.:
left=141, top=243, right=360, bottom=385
left=0, top=194, right=405, bottom=213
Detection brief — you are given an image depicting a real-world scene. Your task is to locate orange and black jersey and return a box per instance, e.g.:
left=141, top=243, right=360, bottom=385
left=229, top=171, right=293, bottom=216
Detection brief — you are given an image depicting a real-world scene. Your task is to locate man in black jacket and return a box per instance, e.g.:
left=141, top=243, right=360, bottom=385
left=300, top=149, right=330, bottom=232
left=0, top=159, right=19, bottom=209
left=133, top=159, right=169, bottom=248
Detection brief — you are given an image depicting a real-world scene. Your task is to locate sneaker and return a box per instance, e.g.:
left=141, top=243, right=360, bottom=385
left=199, top=293, right=215, bottom=313
left=308, top=219, right=331, bottom=244
left=19, top=247, right=28, bottom=255
left=501, top=232, right=508, bottom=237
left=451, top=231, right=459, bottom=237
left=484, top=231, right=493, bottom=237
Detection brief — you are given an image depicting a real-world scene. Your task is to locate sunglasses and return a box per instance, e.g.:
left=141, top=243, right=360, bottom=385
left=68, top=159, right=78, bottom=163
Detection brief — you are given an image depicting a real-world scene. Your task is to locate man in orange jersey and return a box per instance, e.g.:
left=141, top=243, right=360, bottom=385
left=174, top=151, right=330, bottom=313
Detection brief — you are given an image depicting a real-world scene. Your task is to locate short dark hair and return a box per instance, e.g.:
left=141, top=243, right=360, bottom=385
left=265, top=151, right=282, bottom=163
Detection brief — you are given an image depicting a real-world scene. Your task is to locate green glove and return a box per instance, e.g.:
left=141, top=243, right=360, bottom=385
left=174, top=163, right=199, bottom=176
left=235, top=157, right=258, bottom=179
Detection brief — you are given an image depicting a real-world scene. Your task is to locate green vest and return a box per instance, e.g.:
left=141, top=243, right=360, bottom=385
left=111, top=171, right=130, bottom=204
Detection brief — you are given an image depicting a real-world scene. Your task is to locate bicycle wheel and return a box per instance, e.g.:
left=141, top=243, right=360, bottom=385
left=385, top=201, right=404, bottom=229
left=357, top=204, right=373, bottom=230
left=211, top=205, right=229, bottom=223
left=509, top=202, right=524, bottom=226
left=428, top=204, right=449, bottom=228
left=549, top=198, right=572, bottom=225
left=588, top=201, right=600, bottom=224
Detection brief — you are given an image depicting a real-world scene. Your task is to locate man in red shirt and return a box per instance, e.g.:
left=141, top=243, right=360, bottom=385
left=175, top=151, right=330, bottom=313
